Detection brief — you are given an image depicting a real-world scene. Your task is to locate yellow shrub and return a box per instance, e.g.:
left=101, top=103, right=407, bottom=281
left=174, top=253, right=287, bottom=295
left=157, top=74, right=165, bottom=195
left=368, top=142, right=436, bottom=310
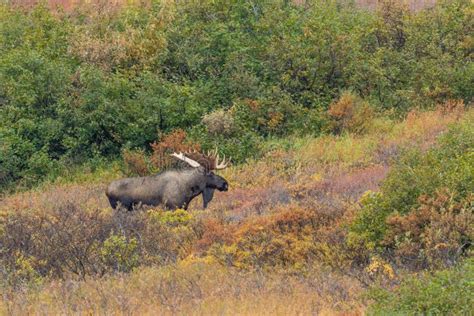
left=328, top=91, right=375, bottom=135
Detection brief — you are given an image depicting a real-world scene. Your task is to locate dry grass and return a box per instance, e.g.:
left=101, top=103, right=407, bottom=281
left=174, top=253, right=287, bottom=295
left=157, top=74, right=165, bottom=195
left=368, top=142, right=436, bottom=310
left=0, top=263, right=365, bottom=315
left=0, top=105, right=470, bottom=315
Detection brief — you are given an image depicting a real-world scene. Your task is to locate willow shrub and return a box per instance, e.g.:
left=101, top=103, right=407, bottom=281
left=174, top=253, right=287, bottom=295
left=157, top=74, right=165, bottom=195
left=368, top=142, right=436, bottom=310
left=367, top=258, right=474, bottom=315
left=348, top=116, right=474, bottom=266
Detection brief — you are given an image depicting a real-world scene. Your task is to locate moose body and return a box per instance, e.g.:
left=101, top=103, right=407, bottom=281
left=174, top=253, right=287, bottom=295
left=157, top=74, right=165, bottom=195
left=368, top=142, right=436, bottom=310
left=106, top=152, right=229, bottom=211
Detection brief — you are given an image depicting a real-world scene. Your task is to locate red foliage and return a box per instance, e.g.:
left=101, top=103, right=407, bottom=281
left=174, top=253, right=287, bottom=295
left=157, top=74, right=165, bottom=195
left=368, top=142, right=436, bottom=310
left=150, top=129, right=200, bottom=170
left=195, top=219, right=236, bottom=253
left=384, top=189, right=473, bottom=269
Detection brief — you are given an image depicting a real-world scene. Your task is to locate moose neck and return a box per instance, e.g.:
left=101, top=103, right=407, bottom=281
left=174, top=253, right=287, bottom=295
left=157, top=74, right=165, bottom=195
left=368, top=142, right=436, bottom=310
left=182, top=168, right=207, bottom=188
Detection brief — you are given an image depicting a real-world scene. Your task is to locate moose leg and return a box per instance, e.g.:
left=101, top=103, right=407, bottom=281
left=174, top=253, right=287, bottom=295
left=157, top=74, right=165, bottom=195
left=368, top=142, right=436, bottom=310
left=202, top=188, right=215, bottom=209
left=117, top=199, right=133, bottom=211
left=108, top=196, right=118, bottom=209
left=130, top=201, right=144, bottom=211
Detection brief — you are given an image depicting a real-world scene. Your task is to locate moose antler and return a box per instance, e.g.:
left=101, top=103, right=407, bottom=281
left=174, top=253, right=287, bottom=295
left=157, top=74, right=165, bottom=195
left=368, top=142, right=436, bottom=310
left=178, top=149, right=231, bottom=171
left=171, top=152, right=201, bottom=168
left=208, top=149, right=230, bottom=170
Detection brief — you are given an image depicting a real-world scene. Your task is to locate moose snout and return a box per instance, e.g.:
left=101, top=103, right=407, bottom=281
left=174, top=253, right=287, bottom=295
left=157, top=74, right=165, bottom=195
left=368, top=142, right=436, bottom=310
left=221, top=182, right=229, bottom=191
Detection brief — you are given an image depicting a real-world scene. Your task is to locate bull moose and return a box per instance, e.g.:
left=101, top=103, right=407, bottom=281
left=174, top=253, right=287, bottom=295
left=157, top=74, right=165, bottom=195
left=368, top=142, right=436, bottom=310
left=106, top=150, right=230, bottom=211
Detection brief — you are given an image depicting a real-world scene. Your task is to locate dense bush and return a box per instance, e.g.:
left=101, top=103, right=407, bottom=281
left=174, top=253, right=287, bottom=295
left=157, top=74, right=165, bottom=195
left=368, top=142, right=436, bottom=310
left=1, top=0, right=472, bottom=189
left=384, top=189, right=473, bottom=269
left=211, top=208, right=320, bottom=270
left=367, top=258, right=474, bottom=315
left=348, top=117, right=474, bottom=268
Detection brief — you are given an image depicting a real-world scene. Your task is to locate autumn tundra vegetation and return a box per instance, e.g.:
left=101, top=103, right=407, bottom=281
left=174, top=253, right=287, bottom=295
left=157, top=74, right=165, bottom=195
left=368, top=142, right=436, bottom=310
left=0, top=0, right=473, bottom=314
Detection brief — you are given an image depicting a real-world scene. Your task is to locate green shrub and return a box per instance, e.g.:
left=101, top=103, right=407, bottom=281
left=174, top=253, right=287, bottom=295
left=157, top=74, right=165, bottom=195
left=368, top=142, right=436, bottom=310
left=367, top=258, right=474, bottom=315
left=148, top=209, right=193, bottom=226
left=188, top=123, right=264, bottom=164
left=1, top=0, right=473, bottom=190
left=382, top=124, right=474, bottom=215
left=350, top=117, right=474, bottom=253
left=347, top=191, right=388, bottom=251
left=101, top=233, right=139, bottom=273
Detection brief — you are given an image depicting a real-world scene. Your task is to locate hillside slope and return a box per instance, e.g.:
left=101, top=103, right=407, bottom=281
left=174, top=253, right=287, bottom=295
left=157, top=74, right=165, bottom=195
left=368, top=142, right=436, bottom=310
left=1, top=106, right=472, bottom=315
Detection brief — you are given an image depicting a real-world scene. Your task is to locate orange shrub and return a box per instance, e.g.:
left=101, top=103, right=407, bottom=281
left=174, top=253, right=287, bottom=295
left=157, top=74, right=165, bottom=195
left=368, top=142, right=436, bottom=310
left=150, top=129, right=200, bottom=171
left=194, top=218, right=236, bottom=254
left=327, top=91, right=375, bottom=134
left=384, top=189, right=473, bottom=269
left=209, top=207, right=347, bottom=271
